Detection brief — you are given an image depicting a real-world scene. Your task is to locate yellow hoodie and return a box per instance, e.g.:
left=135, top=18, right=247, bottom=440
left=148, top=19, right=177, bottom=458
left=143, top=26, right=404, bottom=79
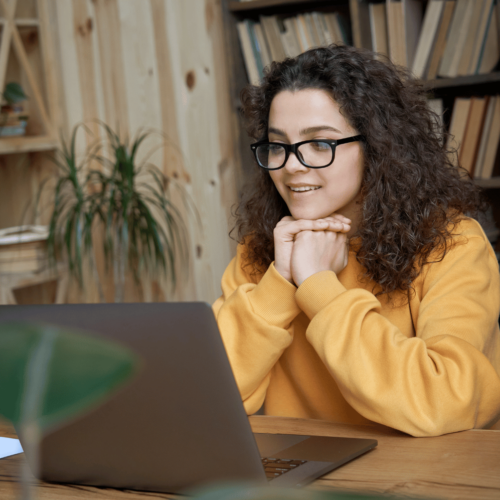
left=213, top=217, right=500, bottom=437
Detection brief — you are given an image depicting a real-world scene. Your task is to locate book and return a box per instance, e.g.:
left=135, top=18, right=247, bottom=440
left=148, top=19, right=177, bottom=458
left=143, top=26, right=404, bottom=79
left=478, top=3, right=500, bottom=74
left=480, top=96, right=500, bottom=179
left=427, top=98, right=444, bottom=138
left=311, top=12, right=329, bottom=46
left=426, top=1, right=456, bottom=80
left=350, top=0, right=372, bottom=50
left=296, top=14, right=313, bottom=51
left=412, top=0, right=445, bottom=79
left=369, top=2, right=389, bottom=58
left=247, top=20, right=265, bottom=79
left=254, top=23, right=272, bottom=69
left=459, top=97, right=488, bottom=176
left=456, top=0, right=487, bottom=76
left=260, top=16, right=286, bottom=62
left=291, top=17, right=308, bottom=53
left=316, top=12, right=333, bottom=45
left=387, top=0, right=406, bottom=66
left=324, top=13, right=344, bottom=44
left=474, top=96, right=497, bottom=178
left=304, top=13, right=321, bottom=47
left=403, top=0, right=424, bottom=69
left=281, top=19, right=302, bottom=58
left=438, top=0, right=474, bottom=77
left=467, top=0, right=495, bottom=75
left=237, top=21, right=260, bottom=85
left=447, top=97, right=472, bottom=159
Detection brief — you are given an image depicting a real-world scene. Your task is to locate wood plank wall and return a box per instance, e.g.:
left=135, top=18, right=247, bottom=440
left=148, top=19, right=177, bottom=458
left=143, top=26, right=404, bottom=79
left=0, top=0, right=242, bottom=304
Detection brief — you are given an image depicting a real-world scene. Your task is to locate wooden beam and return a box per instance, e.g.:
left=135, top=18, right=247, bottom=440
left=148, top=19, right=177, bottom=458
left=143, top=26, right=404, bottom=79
left=10, top=10, right=53, bottom=135
left=0, top=0, right=17, bottom=93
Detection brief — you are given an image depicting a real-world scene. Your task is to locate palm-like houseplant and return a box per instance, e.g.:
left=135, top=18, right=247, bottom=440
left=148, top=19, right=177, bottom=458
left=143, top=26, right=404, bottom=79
left=89, top=123, right=193, bottom=302
left=39, top=124, right=105, bottom=301
left=42, top=122, right=193, bottom=303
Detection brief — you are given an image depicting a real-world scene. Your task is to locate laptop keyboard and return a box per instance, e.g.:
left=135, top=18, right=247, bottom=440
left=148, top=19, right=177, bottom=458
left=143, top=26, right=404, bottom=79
left=262, top=458, right=307, bottom=480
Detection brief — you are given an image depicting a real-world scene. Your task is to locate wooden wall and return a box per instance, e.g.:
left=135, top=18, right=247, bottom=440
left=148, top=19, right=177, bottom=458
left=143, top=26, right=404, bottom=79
left=0, top=0, right=242, bottom=304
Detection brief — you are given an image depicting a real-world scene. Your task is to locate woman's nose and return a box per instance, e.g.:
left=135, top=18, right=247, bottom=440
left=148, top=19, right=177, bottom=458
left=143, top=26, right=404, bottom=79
left=283, top=151, right=308, bottom=173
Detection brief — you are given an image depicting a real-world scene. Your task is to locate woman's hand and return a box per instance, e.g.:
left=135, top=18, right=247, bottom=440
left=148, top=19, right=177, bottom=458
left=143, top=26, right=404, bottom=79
left=291, top=216, right=351, bottom=286
left=274, top=215, right=350, bottom=284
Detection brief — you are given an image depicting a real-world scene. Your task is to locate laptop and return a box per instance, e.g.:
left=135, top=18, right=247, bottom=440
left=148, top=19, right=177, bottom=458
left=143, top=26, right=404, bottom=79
left=0, top=303, right=377, bottom=493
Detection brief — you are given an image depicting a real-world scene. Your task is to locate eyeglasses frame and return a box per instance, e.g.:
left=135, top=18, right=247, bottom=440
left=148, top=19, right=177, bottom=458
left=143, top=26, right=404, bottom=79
left=250, top=135, right=364, bottom=171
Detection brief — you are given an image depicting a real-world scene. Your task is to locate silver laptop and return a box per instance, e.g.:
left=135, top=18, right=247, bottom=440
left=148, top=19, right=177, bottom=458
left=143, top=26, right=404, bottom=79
left=0, top=303, right=377, bottom=493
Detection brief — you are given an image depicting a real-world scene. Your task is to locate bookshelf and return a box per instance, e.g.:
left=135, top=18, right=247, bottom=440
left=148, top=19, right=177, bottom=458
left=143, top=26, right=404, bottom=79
left=222, top=0, right=500, bottom=249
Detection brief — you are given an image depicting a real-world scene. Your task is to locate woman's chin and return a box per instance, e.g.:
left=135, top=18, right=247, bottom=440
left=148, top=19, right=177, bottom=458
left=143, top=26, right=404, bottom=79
left=290, top=208, right=333, bottom=221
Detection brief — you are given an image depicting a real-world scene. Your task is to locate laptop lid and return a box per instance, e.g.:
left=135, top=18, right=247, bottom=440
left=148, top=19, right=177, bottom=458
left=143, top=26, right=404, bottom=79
left=0, top=302, right=268, bottom=492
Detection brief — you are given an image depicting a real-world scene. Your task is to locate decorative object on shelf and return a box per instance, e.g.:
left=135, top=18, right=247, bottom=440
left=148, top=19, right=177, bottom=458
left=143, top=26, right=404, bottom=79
left=40, top=123, right=195, bottom=303
left=0, top=225, right=49, bottom=274
left=0, top=225, right=69, bottom=305
left=0, top=321, right=139, bottom=500
left=0, top=82, right=29, bottom=137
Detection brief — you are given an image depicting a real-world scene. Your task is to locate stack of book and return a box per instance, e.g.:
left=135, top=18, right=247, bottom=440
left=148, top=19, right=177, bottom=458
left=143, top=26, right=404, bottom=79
left=446, top=95, right=500, bottom=179
left=352, top=0, right=500, bottom=80
left=413, top=0, right=499, bottom=79
left=0, top=226, right=49, bottom=274
left=0, top=104, right=28, bottom=137
left=237, top=12, right=350, bottom=84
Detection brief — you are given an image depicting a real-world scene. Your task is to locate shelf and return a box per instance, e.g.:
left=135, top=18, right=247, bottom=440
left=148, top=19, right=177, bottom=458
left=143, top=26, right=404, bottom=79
left=0, top=136, right=58, bottom=155
left=474, top=177, right=500, bottom=189
left=425, top=72, right=500, bottom=90
left=0, top=18, right=39, bottom=27
left=228, top=0, right=344, bottom=12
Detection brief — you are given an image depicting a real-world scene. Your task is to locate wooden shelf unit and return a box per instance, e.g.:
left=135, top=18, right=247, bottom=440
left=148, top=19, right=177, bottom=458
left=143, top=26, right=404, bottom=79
left=0, top=0, right=58, bottom=153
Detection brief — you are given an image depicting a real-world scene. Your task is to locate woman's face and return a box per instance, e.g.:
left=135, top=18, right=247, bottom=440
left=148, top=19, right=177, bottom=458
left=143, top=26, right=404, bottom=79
left=268, top=89, right=364, bottom=223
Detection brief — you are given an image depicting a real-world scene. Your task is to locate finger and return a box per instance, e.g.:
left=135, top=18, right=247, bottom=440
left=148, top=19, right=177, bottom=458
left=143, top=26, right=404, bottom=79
left=275, top=219, right=332, bottom=238
left=276, top=215, right=296, bottom=227
left=322, top=214, right=352, bottom=224
left=320, top=220, right=351, bottom=233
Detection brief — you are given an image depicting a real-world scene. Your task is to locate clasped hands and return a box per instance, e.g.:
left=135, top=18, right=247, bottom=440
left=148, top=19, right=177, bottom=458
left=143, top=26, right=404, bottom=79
left=274, top=215, right=351, bottom=287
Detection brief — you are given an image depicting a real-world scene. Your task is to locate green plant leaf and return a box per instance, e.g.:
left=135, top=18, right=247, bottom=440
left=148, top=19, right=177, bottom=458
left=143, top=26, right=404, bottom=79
left=0, top=322, right=139, bottom=431
left=2, top=82, right=28, bottom=104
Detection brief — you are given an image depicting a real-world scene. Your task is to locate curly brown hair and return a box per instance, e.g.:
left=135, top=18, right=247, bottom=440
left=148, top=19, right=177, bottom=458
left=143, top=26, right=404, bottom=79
left=234, top=44, right=487, bottom=301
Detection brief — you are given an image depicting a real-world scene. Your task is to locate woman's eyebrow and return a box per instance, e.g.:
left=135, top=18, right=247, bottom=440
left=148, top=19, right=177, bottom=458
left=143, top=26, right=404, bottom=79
left=268, top=127, right=286, bottom=136
left=268, top=125, right=342, bottom=136
left=300, top=125, right=342, bottom=134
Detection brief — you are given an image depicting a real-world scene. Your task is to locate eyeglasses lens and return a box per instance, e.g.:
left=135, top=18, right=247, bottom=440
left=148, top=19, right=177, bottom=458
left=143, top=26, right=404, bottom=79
left=299, top=141, right=333, bottom=167
left=256, top=141, right=333, bottom=169
left=256, top=144, right=286, bottom=169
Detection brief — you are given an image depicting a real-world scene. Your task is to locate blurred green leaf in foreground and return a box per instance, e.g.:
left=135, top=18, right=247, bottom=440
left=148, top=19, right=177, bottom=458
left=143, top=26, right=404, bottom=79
left=0, top=322, right=140, bottom=431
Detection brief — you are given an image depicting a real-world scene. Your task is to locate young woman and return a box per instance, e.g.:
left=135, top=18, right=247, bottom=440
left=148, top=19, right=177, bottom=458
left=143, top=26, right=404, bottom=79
left=213, top=45, right=500, bottom=437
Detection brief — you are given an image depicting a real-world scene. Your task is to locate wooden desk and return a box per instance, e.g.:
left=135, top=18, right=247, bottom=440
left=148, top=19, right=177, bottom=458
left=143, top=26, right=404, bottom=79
left=0, top=416, right=499, bottom=499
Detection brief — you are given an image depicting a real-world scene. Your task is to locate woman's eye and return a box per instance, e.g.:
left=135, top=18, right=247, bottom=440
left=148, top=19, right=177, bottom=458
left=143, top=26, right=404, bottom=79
left=312, top=141, right=330, bottom=151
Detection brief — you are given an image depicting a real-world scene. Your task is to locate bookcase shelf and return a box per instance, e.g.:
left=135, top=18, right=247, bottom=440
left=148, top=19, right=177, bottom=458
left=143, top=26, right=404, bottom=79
left=228, top=0, right=342, bottom=13
left=427, top=71, right=500, bottom=90
left=475, top=177, right=500, bottom=189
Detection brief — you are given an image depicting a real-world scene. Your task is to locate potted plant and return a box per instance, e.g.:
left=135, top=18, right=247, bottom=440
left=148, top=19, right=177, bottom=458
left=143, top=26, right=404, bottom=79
left=39, top=122, right=195, bottom=303
left=90, top=123, right=195, bottom=302
left=0, top=82, right=29, bottom=137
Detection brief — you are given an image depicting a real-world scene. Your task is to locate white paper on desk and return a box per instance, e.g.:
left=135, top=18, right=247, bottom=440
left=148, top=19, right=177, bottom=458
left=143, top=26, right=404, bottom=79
left=0, top=437, right=23, bottom=459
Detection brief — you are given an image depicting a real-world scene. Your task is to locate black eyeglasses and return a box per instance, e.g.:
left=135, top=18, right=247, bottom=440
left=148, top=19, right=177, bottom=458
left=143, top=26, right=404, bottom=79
left=250, top=135, right=364, bottom=170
